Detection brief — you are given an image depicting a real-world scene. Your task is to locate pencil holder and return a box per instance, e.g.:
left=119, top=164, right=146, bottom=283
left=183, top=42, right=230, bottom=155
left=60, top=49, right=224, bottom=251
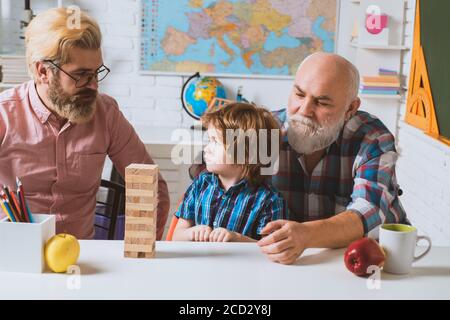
left=0, top=214, right=55, bottom=273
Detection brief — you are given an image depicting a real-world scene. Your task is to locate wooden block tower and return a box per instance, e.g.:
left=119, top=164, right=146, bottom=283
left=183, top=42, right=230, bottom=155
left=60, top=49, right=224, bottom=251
left=124, top=164, right=158, bottom=258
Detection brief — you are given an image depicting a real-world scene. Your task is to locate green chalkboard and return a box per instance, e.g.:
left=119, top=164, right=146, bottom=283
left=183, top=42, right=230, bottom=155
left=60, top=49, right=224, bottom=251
left=420, top=0, right=450, bottom=139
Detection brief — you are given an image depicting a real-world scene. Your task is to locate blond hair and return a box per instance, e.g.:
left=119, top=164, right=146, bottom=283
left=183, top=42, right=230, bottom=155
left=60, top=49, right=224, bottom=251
left=201, top=102, right=281, bottom=187
left=25, top=7, right=102, bottom=81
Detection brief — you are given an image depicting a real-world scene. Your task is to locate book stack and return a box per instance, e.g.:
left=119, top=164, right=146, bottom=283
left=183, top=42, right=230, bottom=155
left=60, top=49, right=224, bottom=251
left=360, top=68, right=401, bottom=96
left=0, top=55, right=30, bottom=84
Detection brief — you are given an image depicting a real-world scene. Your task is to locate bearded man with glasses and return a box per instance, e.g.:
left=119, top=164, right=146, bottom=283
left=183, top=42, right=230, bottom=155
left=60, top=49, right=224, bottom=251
left=0, top=8, right=170, bottom=240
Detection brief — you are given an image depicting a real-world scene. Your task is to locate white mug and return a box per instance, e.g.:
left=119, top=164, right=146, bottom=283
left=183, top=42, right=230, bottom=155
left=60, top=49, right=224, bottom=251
left=379, top=224, right=431, bottom=274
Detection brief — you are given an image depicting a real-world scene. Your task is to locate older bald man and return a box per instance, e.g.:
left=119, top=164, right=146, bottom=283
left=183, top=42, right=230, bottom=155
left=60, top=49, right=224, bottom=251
left=258, top=53, right=408, bottom=264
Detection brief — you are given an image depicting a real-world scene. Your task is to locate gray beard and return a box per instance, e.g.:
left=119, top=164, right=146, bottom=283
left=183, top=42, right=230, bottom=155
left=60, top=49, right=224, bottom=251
left=287, top=114, right=345, bottom=155
left=48, top=77, right=97, bottom=124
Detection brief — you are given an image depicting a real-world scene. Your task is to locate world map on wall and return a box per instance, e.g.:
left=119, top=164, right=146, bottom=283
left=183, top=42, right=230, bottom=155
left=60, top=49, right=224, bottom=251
left=140, top=0, right=336, bottom=77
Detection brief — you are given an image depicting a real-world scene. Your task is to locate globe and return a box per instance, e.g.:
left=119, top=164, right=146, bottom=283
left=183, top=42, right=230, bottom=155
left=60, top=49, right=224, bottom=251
left=182, top=73, right=227, bottom=120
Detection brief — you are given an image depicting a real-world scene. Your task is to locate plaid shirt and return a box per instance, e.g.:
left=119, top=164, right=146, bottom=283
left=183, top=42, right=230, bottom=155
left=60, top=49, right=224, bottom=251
left=272, top=109, right=407, bottom=235
left=176, top=172, right=287, bottom=239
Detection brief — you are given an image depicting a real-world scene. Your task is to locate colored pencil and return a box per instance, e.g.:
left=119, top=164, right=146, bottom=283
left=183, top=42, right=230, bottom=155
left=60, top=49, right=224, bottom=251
left=16, top=178, right=29, bottom=222
left=2, top=186, right=21, bottom=222
left=1, top=199, right=15, bottom=222
left=25, top=200, right=34, bottom=223
left=2, top=199, right=18, bottom=222
left=16, top=177, right=34, bottom=223
left=10, top=192, right=25, bottom=222
left=1, top=190, right=20, bottom=222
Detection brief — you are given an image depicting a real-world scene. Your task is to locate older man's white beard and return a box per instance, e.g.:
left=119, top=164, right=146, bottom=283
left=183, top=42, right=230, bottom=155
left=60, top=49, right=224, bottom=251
left=287, top=113, right=345, bottom=155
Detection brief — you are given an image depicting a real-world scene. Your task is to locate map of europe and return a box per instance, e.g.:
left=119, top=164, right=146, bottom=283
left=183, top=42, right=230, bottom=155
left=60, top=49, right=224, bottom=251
left=140, top=0, right=336, bottom=77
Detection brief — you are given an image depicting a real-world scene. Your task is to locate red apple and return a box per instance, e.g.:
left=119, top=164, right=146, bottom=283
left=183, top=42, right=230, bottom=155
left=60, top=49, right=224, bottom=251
left=344, top=238, right=385, bottom=277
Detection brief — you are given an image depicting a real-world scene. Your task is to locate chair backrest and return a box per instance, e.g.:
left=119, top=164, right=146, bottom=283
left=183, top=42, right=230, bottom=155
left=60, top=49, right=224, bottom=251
left=188, top=152, right=207, bottom=180
left=165, top=215, right=179, bottom=241
left=167, top=162, right=207, bottom=241
left=95, top=179, right=125, bottom=240
left=165, top=194, right=186, bottom=241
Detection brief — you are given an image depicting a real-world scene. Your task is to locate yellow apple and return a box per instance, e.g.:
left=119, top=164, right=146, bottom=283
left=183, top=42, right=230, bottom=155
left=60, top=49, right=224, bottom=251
left=45, top=233, right=80, bottom=273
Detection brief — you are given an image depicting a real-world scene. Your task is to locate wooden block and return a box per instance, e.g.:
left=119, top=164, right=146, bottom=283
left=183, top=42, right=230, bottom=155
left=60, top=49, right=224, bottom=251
left=125, top=243, right=156, bottom=258
left=124, top=250, right=155, bottom=259
left=125, top=223, right=155, bottom=232
left=125, top=230, right=156, bottom=238
left=124, top=251, right=139, bottom=258
left=124, top=163, right=158, bottom=259
left=141, top=252, right=155, bottom=258
left=126, top=202, right=156, bottom=211
left=125, top=182, right=140, bottom=190
left=125, top=236, right=154, bottom=245
left=125, top=182, right=157, bottom=190
left=124, top=243, right=154, bottom=253
left=125, top=210, right=157, bottom=218
left=126, top=195, right=157, bottom=204
left=125, top=164, right=158, bottom=175
left=126, top=189, right=156, bottom=197
left=126, top=223, right=153, bottom=231
left=124, top=231, right=155, bottom=240
left=131, top=224, right=156, bottom=232
left=125, top=216, right=155, bottom=225
left=125, top=174, right=155, bottom=184
left=142, top=183, right=157, bottom=190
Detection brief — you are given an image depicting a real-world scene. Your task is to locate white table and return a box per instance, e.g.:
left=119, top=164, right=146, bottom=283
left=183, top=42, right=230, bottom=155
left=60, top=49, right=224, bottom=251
left=1, top=241, right=449, bottom=299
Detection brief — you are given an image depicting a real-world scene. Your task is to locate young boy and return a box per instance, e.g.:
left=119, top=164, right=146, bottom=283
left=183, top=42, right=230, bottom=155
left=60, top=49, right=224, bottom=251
left=173, top=102, right=287, bottom=242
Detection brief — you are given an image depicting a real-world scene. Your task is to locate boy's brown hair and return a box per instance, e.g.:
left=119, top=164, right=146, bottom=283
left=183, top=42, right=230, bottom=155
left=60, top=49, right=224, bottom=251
left=201, top=102, right=280, bottom=187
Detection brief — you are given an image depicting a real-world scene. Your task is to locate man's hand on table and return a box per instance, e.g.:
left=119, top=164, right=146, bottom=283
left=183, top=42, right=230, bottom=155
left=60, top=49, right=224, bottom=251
left=257, top=220, right=308, bottom=265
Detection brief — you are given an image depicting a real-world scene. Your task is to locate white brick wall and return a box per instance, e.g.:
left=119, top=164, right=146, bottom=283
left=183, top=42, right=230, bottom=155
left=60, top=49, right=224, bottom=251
left=396, top=123, right=450, bottom=246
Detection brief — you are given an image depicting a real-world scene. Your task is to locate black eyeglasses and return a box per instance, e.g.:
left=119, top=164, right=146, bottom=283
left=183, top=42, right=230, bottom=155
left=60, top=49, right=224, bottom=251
left=44, top=60, right=110, bottom=88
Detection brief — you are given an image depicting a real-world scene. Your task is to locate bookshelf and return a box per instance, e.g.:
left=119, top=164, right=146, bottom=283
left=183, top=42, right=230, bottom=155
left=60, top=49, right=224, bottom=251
left=349, top=40, right=409, bottom=51
left=0, top=54, right=29, bottom=92
left=0, top=83, right=17, bottom=93
left=351, top=0, right=409, bottom=3
left=359, top=94, right=401, bottom=100
left=344, top=0, right=408, bottom=138
left=0, top=83, right=16, bottom=88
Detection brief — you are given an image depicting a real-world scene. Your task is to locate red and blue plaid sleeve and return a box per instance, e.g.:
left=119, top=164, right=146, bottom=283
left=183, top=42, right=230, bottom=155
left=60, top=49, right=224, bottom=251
left=347, top=133, right=406, bottom=235
left=255, top=191, right=288, bottom=237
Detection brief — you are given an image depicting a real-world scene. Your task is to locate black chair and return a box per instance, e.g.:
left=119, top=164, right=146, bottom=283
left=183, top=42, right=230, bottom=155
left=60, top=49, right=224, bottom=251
left=95, top=179, right=125, bottom=240
left=189, top=151, right=207, bottom=180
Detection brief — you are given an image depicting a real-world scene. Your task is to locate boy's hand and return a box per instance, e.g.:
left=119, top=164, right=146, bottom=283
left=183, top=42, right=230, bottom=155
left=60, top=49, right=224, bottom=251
left=190, top=225, right=212, bottom=242
left=209, top=227, right=236, bottom=242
